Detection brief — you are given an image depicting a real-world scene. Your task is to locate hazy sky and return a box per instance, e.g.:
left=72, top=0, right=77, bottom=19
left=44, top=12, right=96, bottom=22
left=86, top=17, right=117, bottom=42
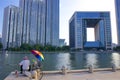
left=0, top=0, right=117, bottom=45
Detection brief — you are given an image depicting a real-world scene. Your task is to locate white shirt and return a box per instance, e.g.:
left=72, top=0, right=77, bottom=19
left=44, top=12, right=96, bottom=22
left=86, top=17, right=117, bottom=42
left=19, top=60, right=30, bottom=70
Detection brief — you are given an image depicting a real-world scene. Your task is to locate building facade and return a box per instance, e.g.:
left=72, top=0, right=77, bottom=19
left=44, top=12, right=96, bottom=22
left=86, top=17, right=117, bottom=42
left=115, top=0, right=120, bottom=45
left=19, top=0, right=46, bottom=45
left=2, top=5, right=22, bottom=49
left=19, top=0, right=59, bottom=46
left=69, top=12, right=112, bottom=50
left=2, top=0, right=59, bottom=49
left=59, top=39, right=66, bottom=47
left=45, top=0, right=59, bottom=46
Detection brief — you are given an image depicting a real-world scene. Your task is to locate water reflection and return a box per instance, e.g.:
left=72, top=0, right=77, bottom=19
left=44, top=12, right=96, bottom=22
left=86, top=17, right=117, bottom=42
left=0, top=51, right=7, bottom=66
left=55, top=53, right=71, bottom=69
left=1, top=51, right=120, bottom=79
left=43, top=53, right=71, bottom=70
left=111, top=53, right=120, bottom=68
left=97, top=53, right=112, bottom=68
left=69, top=53, right=87, bottom=69
left=86, top=53, right=98, bottom=68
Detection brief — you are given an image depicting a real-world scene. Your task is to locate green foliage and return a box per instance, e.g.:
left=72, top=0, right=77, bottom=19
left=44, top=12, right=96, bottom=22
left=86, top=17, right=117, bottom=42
left=33, top=44, right=44, bottom=51
left=6, top=43, right=70, bottom=52
left=61, top=46, right=70, bottom=51
left=113, top=46, right=120, bottom=51
left=44, top=45, right=56, bottom=51
left=0, top=42, right=3, bottom=50
left=20, top=43, right=32, bottom=51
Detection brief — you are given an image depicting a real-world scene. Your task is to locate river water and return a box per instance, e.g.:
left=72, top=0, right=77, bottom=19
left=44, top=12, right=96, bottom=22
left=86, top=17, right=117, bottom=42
left=0, top=51, right=120, bottom=80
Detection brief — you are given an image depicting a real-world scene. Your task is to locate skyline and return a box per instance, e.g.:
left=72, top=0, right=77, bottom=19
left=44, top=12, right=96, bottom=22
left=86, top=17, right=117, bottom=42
left=2, top=0, right=59, bottom=48
left=0, top=0, right=117, bottom=45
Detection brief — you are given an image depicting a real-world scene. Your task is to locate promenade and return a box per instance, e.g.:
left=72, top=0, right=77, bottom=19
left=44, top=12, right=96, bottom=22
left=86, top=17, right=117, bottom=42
left=4, top=68, right=120, bottom=80
left=42, top=71, right=120, bottom=80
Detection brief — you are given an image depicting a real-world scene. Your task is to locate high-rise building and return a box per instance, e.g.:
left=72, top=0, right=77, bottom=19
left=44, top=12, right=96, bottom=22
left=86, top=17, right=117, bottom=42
left=45, top=0, right=59, bottom=46
left=59, top=39, right=66, bottom=47
left=19, top=0, right=46, bottom=45
left=2, top=0, right=59, bottom=49
left=69, top=12, right=112, bottom=50
left=19, top=0, right=59, bottom=46
left=2, top=5, right=22, bottom=49
left=115, top=0, right=120, bottom=45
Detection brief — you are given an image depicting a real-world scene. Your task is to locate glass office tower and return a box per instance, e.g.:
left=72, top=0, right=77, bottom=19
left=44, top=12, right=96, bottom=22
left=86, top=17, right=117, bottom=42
left=45, top=0, right=59, bottom=46
left=2, top=5, right=22, bottom=49
left=69, top=12, right=112, bottom=50
left=19, top=0, right=59, bottom=46
left=115, top=0, right=120, bottom=45
left=2, top=0, right=59, bottom=49
left=19, top=0, right=45, bottom=45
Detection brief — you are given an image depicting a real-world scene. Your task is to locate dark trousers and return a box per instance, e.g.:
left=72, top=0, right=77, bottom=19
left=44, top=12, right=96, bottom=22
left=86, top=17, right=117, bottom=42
left=20, top=65, right=31, bottom=74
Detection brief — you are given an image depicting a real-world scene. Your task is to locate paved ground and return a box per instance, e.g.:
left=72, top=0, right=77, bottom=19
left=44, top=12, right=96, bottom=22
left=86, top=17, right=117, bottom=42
left=5, top=70, right=120, bottom=80
left=42, top=71, right=120, bottom=80
left=4, top=72, right=30, bottom=80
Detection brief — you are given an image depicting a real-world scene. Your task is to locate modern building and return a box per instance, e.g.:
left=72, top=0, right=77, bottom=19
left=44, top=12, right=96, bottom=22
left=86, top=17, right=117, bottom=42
left=45, top=0, right=59, bottom=46
left=19, top=0, right=45, bottom=45
left=59, top=39, right=66, bottom=47
left=2, top=0, right=59, bottom=49
left=112, top=43, right=117, bottom=49
left=2, top=5, right=22, bottom=49
left=115, top=0, right=120, bottom=45
left=69, top=12, right=112, bottom=50
left=19, top=0, right=59, bottom=46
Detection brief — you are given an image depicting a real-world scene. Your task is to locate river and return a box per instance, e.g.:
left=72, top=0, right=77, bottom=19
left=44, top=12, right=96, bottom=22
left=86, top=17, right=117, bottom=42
left=0, top=51, right=120, bottom=80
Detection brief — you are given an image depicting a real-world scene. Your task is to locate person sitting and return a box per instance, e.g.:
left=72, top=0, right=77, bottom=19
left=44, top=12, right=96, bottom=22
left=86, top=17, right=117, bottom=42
left=19, top=56, right=30, bottom=74
left=32, top=61, right=41, bottom=70
left=31, top=60, right=41, bottom=79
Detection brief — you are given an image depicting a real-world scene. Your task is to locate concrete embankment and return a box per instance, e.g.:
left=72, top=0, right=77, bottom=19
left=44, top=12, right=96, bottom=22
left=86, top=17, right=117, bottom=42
left=4, top=67, right=120, bottom=80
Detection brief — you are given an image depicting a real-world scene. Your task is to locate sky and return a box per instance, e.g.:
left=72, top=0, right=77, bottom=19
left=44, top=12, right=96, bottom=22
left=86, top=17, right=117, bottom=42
left=0, top=0, right=117, bottom=45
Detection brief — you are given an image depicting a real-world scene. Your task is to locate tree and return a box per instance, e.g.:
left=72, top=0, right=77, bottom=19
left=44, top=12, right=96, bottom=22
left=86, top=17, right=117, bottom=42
left=33, top=44, right=44, bottom=51
left=44, top=45, right=55, bottom=51
left=0, top=43, right=3, bottom=50
left=20, top=43, right=32, bottom=51
left=114, top=46, right=120, bottom=51
left=61, top=46, right=70, bottom=51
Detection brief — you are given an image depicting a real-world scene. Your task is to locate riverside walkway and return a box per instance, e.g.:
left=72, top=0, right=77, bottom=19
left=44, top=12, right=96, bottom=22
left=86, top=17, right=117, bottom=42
left=42, top=71, right=120, bottom=80
left=4, top=68, right=120, bottom=80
